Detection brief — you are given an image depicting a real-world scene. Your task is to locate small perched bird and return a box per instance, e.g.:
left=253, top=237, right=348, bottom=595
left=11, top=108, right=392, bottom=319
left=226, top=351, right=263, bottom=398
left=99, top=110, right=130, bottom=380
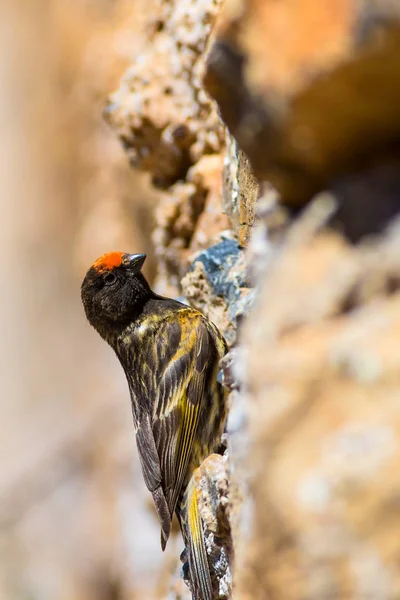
left=81, top=251, right=227, bottom=600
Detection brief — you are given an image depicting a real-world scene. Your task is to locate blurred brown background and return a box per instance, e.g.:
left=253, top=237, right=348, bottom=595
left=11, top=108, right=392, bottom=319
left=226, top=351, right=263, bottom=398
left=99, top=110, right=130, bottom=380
left=0, top=2, right=171, bottom=599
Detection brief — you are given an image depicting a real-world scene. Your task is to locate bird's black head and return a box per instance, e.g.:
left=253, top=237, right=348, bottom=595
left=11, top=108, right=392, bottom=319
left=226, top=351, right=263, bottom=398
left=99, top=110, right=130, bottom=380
left=81, top=251, right=152, bottom=338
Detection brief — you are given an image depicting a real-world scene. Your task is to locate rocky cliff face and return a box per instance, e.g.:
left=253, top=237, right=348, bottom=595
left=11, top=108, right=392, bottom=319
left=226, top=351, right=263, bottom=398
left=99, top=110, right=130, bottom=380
left=107, top=1, right=400, bottom=598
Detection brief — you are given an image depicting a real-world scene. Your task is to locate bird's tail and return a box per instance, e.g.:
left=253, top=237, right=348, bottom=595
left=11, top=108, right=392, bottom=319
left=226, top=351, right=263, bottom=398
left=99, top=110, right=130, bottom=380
left=179, top=472, right=213, bottom=600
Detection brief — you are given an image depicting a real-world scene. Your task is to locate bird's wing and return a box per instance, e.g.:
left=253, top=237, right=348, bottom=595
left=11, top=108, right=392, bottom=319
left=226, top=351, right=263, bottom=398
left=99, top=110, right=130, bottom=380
left=160, top=314, right=211, bottom=516
left=135, top=309, right=213, bottom=548
left=155, top=311, right=212, bottom=511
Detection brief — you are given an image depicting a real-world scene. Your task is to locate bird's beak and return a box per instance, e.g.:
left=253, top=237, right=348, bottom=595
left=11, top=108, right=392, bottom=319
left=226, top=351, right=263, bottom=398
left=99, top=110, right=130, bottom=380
left=123, top=253, right=146, bottom=273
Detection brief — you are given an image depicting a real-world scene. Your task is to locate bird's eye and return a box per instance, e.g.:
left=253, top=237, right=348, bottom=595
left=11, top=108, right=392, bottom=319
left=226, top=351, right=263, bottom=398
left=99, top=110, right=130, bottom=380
left=103, top=272, right=117, bottom=285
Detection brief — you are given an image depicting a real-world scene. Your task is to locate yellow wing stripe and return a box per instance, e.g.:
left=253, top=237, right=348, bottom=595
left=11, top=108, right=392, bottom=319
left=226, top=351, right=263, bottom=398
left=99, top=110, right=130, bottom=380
left=177, top=399, right=196, bottom=485
left=188, top=479, right=201, bottom=544
left=170, top=394, right=199, bottom=512
left=185, top=474, right=213, bottom=599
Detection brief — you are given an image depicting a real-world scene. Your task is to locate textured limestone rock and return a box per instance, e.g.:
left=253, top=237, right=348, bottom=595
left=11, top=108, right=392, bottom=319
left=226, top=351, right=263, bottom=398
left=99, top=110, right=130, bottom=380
left=233, top=212, right=400, bottom=600
left=181, top=238, right=254, bottom=345
left=199, top=454, right=232, bottom=600
left=153, top=154, right=231, bottom=295
left=106, top=0, right=224, bottom=188
left=205, top=0, right=400, bottom=209
left=223, top=136, right=260, bottom=247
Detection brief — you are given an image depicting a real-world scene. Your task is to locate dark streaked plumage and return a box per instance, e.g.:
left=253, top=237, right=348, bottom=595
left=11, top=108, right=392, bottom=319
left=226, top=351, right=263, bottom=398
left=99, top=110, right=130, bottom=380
left=81, top=251, right=227, bottom=600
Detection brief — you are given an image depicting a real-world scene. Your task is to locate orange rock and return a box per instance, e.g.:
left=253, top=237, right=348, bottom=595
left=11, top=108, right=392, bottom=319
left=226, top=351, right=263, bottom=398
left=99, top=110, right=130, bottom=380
left=205, top=0, right=400, bottom=207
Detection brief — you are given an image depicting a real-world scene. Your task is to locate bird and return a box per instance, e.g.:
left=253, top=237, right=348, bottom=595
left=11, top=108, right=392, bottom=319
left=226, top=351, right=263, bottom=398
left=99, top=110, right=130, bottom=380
left=81, top=251, right=228, bottom=599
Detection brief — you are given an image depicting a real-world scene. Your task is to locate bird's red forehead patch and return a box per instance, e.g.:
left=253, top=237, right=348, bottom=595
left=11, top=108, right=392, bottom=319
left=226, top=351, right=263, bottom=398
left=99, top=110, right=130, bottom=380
left=93, top=251, right=124, bottom=272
